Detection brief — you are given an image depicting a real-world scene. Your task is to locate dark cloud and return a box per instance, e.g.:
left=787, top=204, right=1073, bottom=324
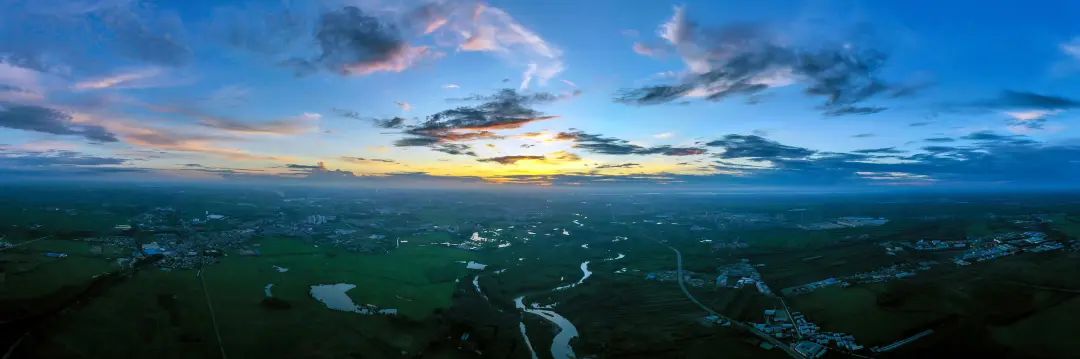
left=419, top=89, right=559, bottom=132
left=332, top=108, right=407, bottom=129
left=824, top=106, right=886, bottom=116
left=341, top=156, right=397, bottom=164
left=852, top=147, right=905, bottom=154
left=952, top=91, right=1080, bottom=129
left=924, top=137, right=954, bottom=143
left=477, top=155, right=546, bottom=164
left=973, top=90, right=1080, bottom=110
left=176, top=163, right=267, bottom=176
left=617, top=11, right=916, bottom=115
left=0, top=104, right=118, bottom=142
left=960, top=130, right=1037, bottom=146
left=595, top=163, right=641, bottom=169
left=1010, top=118, right=1047, bottom=130
left=394, top=89, right=561, bottom=152
left=909, top=121, right=931, bottom=127
left=375, top=116, right=406, bottom=129
left=284, top=6, right=425, bottom=76
left=0, top=149, right=126, bottom=167
left=556, top=130, right=706, bottom=156
left=851, top=133, right=875, bottom=138
left=704, top=135, right=814, bottom=160
left=286, top=163, right=322, bottom=169
left=0, top=84, right=31, bottom=93
left=394, top=136, right=441, bottom=147
left=690, top=130, right=1080, bottom=188
left=432, top=143, right=476, bottom=156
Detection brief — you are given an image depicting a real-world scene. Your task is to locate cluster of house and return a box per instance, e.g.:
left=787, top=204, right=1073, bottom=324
left=781, top=277, right=849, bottom=296
left=715, top=259, right=773, bottom=296
left=644, top=270, right=709, bottom=288
left=799, top=216, right=889, bottom=230
left=753, top=309, right=862, bottom=358
left=954, top=232, right=1064, bottom=266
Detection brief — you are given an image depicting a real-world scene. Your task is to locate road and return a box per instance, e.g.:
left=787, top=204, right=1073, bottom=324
left=0, top=236, right=52, bottom=252
left=666, top=245, right=804, bottom=359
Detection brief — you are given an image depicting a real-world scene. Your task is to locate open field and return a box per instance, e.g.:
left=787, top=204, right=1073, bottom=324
left=2, top=185, right=1080, bottom=358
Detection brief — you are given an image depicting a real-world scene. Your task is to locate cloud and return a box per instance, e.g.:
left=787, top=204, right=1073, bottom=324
left=632, top=42, right=663, bottom=57
left=432, top=143, right=476, bottom=156
left=1004, top=110, right=1061, bottom=122
left=0, top=147, right=126, bottom=167
left=973, top=90, right=1079, bottom=110
left=284, top=6, right=432, bottom=76
left=1004, top=109, right=1060, bottom=131
left=948, top=90, right=1079, bottom=131
left=396, top=101, right=413, bottom=112
left=856, top=171, right=934, bottom=183
left=108, top=121, right=277, bottom=161
left=705, top=134, right=814, bottom=160
left=958, top=130, right=1037, bottom=146
left=477, top=151, right=581, bottom=165
left=375, top=116, right=407, bottom=129
left=207, top=85, right=251, bottom=105
left=1063, top=37, right=1080, bottom=61
left=394, top=88, right=561, bottom=149
left=0, top=63, right=45, bottom=102
left=415, top=2, right=564, bottom=89
left=557, top=130, right=706, bottom=156
left=0, top=104, right=117, bottom=142
left=341, top=156, right=397, bottom=164
left=0, top=1, right=192, bottom=74
left=477, top=155, right=545, bottom=164
left=72, top=67, right=169, bottom=90
left=595, top=162, right=641, bottom=169
left=691, top=131, right=1080, bottom=187
left=615, top=6, right=915, bottom=115
left=443, top=83, right=461, bottom=89
left=653, top=132, right=675, bottom=139
left=332, top=108, right=407, bottom=129
left=96, top=5, right=192, bottom=67
left=197, top=112, right=320, bottom=135
left=852, top=147, right=905, bottom=154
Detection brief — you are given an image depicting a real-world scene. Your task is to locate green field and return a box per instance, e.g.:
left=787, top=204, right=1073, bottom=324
left=20, top=237, right=473, bottom=358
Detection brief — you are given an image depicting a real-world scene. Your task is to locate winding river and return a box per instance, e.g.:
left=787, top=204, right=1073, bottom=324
left=515, top=260, right=592, bottom=359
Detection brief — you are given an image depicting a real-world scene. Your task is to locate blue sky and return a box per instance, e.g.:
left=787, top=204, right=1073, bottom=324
left=1, top=0, right=1079, bottom=188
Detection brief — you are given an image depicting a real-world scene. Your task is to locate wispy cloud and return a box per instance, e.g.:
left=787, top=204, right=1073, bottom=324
left=72, top=68, right=163, bottom=90
left=1063, top=37, right=1080, bottom=61
left=413, top=2, right=564, bottom=90
left=199, top=112, right=321, bottom=135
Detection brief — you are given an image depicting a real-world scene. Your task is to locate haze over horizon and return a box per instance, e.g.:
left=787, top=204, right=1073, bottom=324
left=2, top=0, right=1080, bottom=189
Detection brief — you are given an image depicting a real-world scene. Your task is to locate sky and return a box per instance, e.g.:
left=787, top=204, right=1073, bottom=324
left=1, top=0, right=1080, bottom=189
